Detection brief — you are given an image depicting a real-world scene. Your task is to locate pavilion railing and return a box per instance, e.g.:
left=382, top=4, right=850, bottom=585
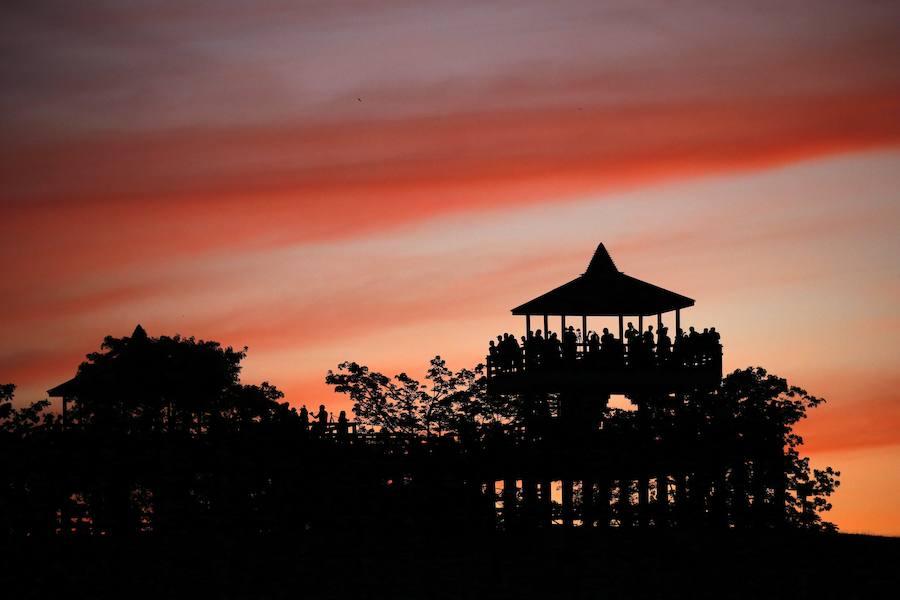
left=485, top=339, right=722, bottom=380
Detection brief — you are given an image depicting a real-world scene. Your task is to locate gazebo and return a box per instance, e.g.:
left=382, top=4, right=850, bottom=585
left=511, top=242, right=694, bottom=343
left=488, top=242, right=720, bottom=394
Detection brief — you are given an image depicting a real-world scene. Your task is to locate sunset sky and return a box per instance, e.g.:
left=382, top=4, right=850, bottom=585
left=2, top=1, right=899, bottom=534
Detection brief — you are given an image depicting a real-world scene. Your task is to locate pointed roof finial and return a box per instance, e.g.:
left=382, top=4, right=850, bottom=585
left=584, top=243, right=618, bottom=276
left=131, top=324, right=148, bottom=340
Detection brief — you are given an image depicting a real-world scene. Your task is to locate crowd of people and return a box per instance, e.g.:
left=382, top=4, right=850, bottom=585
left=298, top=404, right=352, bottom=438
left=488, top=323, right=721, bottom=375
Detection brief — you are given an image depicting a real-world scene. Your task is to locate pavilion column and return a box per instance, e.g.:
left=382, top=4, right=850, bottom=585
left=656, top=473, right=668, bottom=528
left=582, top=478, right=594, bottom=527
left=561, top=315, right=566, bottom=333
left=618, top=479, right=632, bottom=528
left=638, top=315, right=643, bottom=333
left=657, top=313, right=662, bottom=331
left=582, top=315, right=588, bottom=347
left=561, top=479, right=574, bottom=527
left=526, top=315, right=531, bottom=336
left=543, top=314, right=549, bottom=335
left=618, top=315, right=624, bottom=339
left=539, top=479, right=553, bottom=527
left=523, top=478, right=538, bottom=529
left=502, top=478, right=517, bottom=530
left=596, top=476, right=611, bottom=528
left=675, top=309, right=681, bottom=333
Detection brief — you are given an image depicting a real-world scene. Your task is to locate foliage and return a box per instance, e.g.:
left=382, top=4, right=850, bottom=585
left=325, top=356, right=496, bottom=436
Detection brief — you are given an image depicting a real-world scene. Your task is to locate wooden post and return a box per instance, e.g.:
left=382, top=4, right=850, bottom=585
left=657, top=313, right=662, bottom=331
left=502, top=479, right=517, bottom=530
left=523, top=479, right=538, bottom=529
left=675, top=309, right=681, bottom=333
left=561, top=315, right=566, bottom=334
left=582, top=479, right=594, bottom=527
left=638, top=314, right=643, bottom=333
left=526, top=315, right=531, bottom=336
left=540, top=480, right=552, bottom=527
left=582, top=315, right=588, bottom=349
left=638, top=474, right=649, bottom=528
left=562, top=479, right=574, bottom=527
left=618, top=480, right=632, bottom=528
left=543, top=314, right=549, bottom=335
left=618, top=315, right=624, bottom=339
left=656, top=473, right=668, bottom=528
left=596, top=476, right=610, bottom=529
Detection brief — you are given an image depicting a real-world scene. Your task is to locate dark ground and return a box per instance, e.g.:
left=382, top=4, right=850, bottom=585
left=3, top=530, right=898, bottom=599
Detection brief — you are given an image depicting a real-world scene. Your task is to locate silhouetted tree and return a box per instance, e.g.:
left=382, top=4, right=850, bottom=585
left=325, top=356, right=492, bottom=437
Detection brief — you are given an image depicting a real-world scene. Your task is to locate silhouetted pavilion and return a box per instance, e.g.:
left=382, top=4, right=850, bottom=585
left=487, top=243, right=721, bottom=394
left=513, top=243, right=693, bottom=333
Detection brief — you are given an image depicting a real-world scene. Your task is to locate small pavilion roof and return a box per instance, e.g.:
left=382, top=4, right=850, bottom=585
left=48, top=377, right=78, bottom=398
left=511, top=243, right=694, bottom=317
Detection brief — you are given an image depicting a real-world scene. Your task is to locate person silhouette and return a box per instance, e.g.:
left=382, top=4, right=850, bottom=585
left=315, top=404, right=328, bottom=435
left=563, top=326, right=577, bottom=366
left=299, top=405, right=309, bottom=435
left=337, top=410, right=349, bottom=440
left=657, top=326, right=671, bottom=364
left=534, top=329, right=545, bottom=369
left=510, top=335, right=523, bottom=372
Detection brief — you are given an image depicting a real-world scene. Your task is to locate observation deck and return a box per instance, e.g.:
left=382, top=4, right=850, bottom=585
left=486, top=243, right=723, bottom=396
left=486, top=344, right=722, bottom=395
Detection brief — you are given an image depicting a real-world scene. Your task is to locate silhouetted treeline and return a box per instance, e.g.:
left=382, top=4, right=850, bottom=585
left=0, top=327, right=838, bottom=539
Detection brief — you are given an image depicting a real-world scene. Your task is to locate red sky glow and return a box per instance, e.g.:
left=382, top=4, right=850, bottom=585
left=2, top=0, right=899, bottom=535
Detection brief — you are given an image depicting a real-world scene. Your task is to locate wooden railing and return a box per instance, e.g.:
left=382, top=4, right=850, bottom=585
left=486, top=342, right=723, bottom=380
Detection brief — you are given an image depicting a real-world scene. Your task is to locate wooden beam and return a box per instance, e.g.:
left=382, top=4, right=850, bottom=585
left=562, top=479, right=574, bottom=527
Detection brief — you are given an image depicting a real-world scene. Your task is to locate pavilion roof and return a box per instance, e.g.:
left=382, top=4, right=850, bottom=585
left=511, top=243, right=694, bottom=317
left=47, top=377, right=78, bottom=398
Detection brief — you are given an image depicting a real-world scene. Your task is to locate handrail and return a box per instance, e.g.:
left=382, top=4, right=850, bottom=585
left=485, top=340, right=722, bottom=379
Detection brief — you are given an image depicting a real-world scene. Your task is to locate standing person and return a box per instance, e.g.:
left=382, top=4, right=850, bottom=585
left=299, top=405, right=309, bottom=435
left=625, top=322, right=639, bottom=365
left=337, top=410, right=350, bottom=441
left=314, top=404, right=328, bottom=435
left=563, top=326, right=577, bottom=367
left=534, top=329, right=545, bottom=369
left=657, top=327, right=671, bottom=364
left=510, top=334, right=523, bottom=372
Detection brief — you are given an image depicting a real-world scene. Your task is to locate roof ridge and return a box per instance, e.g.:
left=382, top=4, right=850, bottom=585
left=584, top=243, right=618, bottom=276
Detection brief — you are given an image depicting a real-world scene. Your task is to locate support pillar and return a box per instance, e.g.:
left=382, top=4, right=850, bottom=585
left=543, top=314, right=549, bottom=335
left=526, top=315, right=531, bottom=336
left=502, top=478, right=517, bottom=530
left=562, top=479, right=574, bottom=527
left=638, top=474, right=649, bottom=528
left=618, top=315, right=624, bottom=339
left=539, top=480, right=552, bottom=527
left=656, top=473, right=668, bottom=528
left=523, top=478, right=538, bottom=529
left=596, top=477, right=610, bottom=528
left=675, top=309, right=681, bottom=333
left=618, top=480, right=632, bottom=528
left=582, top=479, right=594, bottom=527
